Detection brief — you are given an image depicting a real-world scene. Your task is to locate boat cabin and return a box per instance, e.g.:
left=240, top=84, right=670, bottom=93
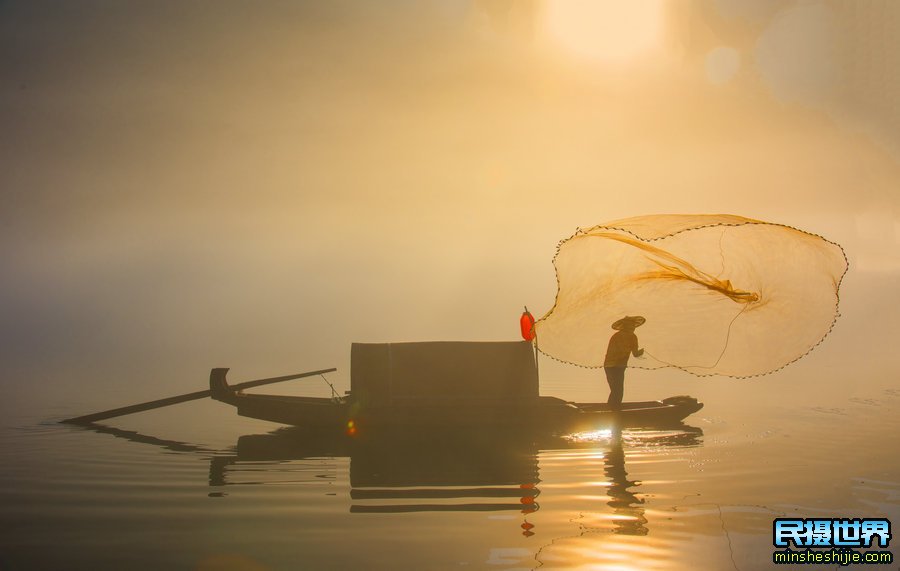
left=350, top=340, right=539, bottom=407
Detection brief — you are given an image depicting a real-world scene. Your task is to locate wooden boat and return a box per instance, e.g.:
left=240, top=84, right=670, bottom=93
left=210, top=341, right=703, bottom=433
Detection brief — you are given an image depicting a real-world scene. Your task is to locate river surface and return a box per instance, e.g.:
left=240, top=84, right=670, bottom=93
left=2, top=367, right=899, bottom=571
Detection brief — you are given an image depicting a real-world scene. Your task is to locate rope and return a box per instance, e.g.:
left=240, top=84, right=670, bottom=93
left=320, top=373, right=340, bottom=401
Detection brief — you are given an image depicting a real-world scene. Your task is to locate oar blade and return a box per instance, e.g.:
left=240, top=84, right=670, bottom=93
left=60, top=367, right=337, bottom=425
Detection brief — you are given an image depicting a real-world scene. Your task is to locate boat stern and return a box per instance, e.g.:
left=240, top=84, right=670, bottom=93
left=210, top=368, right=238, bottom=404
left=661, top=395, right=704, bottom=417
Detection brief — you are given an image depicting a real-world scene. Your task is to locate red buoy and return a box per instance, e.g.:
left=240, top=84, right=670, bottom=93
left=520, top=308, right=535, bottom=341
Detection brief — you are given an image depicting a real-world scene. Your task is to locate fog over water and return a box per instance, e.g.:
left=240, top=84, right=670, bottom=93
left=2, top=0, right=899, bottom=418
left=2, top=3, right=900, bottom=570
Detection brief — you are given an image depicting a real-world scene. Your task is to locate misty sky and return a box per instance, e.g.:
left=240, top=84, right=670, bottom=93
left=2, top=1, right=899, bottom=410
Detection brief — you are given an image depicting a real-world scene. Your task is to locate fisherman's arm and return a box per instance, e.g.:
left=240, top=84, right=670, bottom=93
left=631, top=334, right=644, bottom=357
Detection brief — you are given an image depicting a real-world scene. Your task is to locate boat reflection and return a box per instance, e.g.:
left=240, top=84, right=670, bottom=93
left=210, top=424, right=702, bottom=527
left=213, top=428, right=542, bottom=514
left=72, top=421, right=702, bottom=538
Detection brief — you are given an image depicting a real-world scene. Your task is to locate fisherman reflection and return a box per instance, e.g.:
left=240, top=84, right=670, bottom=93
left=604, top=430, right=648, bottom=536
left=604, top=316, right=645, bottom=408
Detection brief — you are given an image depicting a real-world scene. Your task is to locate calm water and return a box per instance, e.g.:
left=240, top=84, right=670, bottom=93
left=2, top=376, right=899, bottom=571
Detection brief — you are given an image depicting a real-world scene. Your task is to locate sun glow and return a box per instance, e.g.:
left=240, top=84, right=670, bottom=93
left=542, top=0, right=664, bottom=64
left=564, top=429, right=614, bottom=443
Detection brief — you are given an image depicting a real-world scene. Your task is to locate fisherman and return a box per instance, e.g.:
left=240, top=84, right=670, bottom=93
left=604, top=316, right=645, bottom=408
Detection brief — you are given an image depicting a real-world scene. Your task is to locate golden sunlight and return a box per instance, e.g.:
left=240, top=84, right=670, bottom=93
left=541, top=0, right=664, bottom=64
left=564, top=429, right=614, bottom=443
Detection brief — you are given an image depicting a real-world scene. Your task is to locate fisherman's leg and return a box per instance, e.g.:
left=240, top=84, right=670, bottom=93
left=605, top=367, right=625, bottom=408
left=611, top=368, right=624, bottom=408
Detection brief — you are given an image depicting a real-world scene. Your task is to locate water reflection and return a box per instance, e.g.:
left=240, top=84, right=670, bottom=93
left=71, top=422, right=214, bottom=453
left=604, top=432, right=648, bottom=536
left=73, top=421, right=703, bottom=543
left=209, top=424, right=703, bottom=539
left=214, top=429, right=542, bottom=515
left=562, top=426, right=703, bottom=538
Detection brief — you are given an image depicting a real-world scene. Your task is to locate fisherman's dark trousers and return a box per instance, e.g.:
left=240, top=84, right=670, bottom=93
left=604, top=367, right=626, bottom=409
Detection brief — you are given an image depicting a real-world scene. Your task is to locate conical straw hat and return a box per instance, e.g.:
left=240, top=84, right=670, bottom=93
left=611, top=315, right=646, bottom=330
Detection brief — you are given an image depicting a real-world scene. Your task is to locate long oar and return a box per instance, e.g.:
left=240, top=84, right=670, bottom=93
left=60, top=367, right=337, bottom=425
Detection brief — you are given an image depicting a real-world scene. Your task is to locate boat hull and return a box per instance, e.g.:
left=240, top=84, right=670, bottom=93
left=217, top=388, right=703, bottom=433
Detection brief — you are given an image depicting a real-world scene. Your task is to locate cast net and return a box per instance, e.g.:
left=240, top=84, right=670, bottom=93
left=534, top=214, right=848, bottom=377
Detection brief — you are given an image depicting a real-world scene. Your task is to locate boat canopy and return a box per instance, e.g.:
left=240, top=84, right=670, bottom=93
left=350, top=341, right=538, bottom=406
